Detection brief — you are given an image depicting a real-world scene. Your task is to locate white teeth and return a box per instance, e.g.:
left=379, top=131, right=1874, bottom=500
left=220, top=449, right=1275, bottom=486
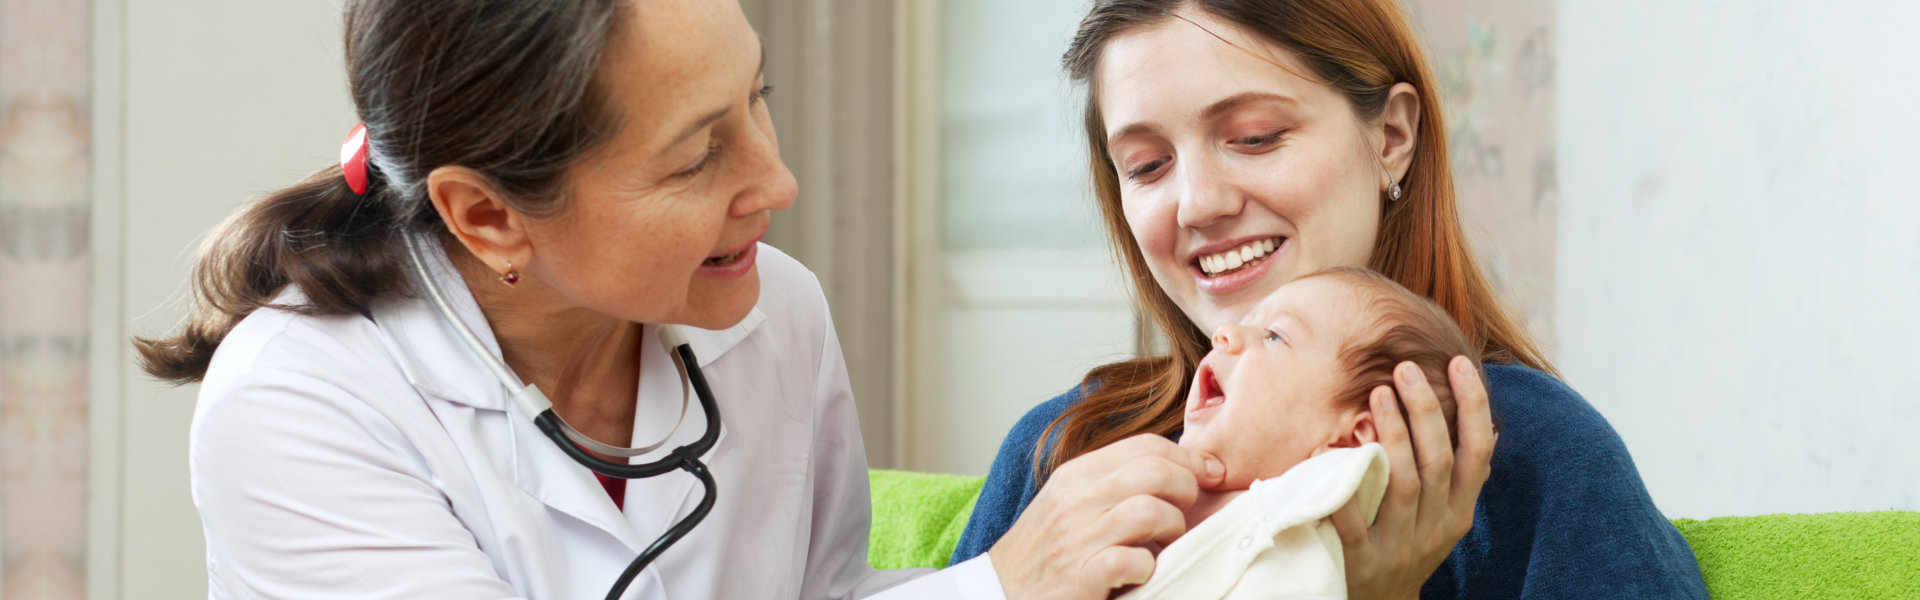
left=1197, top=237, right=1282, bottom=276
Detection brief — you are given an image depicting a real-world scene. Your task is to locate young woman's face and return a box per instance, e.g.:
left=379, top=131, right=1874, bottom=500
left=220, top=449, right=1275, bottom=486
left=523, top=0, right=795, bottom=330
left=1096, top=9, right=1389, bottom=334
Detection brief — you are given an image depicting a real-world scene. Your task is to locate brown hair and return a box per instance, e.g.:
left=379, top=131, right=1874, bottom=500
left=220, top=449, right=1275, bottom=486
left=1040, top=0, right=1553, bottom=477
left=1309, top=266, right=1487, bottom=444
left=134, top=0, right=629, bottom=383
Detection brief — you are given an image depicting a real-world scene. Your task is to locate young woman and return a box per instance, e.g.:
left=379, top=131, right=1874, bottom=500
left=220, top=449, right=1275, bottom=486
left=952, top=1, right=1709, bottom=598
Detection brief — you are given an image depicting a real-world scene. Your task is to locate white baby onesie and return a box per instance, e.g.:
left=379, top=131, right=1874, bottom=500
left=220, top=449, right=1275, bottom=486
left=1118, top=443, right=1389, bottom=600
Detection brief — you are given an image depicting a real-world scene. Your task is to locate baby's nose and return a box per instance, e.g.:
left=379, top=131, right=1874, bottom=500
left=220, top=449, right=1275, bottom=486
left=1211, top=324, right=1250, bottom=353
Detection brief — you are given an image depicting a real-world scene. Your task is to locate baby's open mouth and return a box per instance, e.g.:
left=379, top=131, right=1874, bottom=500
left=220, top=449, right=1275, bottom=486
left=1191, top=363, right=1226, bottom=413
left=1195, top=236, right=1284, bottom=277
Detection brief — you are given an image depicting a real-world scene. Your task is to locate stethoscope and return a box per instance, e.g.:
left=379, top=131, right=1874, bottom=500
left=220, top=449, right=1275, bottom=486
left=401, top=230, right=719, bottom=600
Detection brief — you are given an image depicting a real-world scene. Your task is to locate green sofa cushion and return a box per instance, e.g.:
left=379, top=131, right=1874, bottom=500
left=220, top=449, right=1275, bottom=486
left=870, top=470, right=1920, bottom=598
left=868, top=469, right=985, bottom=570
left=1674, top=511, right=1920, bottom=598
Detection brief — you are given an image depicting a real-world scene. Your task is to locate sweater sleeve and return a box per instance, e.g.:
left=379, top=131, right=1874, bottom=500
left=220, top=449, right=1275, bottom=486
left=1422, top=365, right=1708, bottom=599
left=947, top=390, right=1081, bottom=565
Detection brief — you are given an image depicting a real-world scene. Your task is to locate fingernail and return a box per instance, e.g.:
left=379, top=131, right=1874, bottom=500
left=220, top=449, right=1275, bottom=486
left=1454, top=356, right=1475, bottom=379
left=1204, top=456, right=1225, bottom=480
left=1400, top=363, right=1424, bottom=386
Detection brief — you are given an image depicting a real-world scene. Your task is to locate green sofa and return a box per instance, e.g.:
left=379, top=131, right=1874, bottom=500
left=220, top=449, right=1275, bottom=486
left=868, top=470, right=1920, bottom=599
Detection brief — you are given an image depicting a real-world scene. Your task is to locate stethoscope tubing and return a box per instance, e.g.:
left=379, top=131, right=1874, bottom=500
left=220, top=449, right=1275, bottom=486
left=401, top=231, right=722, bottom=600
left=536, top=398, right=719, bottom=600
left=533, top=342, right=722, bottom=600
left=533, top=343, right=723, bottom=479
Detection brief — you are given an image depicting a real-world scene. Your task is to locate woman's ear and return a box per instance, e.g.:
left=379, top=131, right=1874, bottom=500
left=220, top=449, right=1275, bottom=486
left=1376, top=82, right=1422, bottom=187
left=426, top=165, right=533, bottom=276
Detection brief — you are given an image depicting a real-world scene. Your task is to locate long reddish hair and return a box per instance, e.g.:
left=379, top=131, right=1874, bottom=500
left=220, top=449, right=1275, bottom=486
left=1042, top=0, right=1554, bottom=478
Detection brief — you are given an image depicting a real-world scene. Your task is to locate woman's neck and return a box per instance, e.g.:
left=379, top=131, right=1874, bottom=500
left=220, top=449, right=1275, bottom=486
left=450, top=247, right=642, bottom=437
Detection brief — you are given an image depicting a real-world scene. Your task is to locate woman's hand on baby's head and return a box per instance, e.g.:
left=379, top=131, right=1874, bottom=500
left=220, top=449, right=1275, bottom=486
left=1332, top=356, right=1494, bottom=600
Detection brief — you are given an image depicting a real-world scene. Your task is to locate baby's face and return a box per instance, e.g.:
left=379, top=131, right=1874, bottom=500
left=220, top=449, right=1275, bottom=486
left=1180, top=276, right=1372, bottom=489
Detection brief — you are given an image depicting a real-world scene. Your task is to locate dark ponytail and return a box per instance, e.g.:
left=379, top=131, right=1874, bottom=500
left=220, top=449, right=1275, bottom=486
left=134, top=0, right=629, bottom=383
left=134, top=167, right=410, bottom=383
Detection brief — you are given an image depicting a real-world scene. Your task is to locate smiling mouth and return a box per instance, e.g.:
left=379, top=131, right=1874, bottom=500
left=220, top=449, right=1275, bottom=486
left=704, top=247, right=751, bottom=266
left=1195, top=237, right=1285, bottom=277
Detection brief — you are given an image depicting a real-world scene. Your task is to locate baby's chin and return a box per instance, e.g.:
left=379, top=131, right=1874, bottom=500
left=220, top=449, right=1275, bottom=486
left=1177, top=422, right=1211, bottom=451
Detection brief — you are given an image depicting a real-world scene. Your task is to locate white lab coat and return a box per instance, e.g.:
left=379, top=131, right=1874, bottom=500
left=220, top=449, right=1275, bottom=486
left=189, top=242, right=1003, bottom=599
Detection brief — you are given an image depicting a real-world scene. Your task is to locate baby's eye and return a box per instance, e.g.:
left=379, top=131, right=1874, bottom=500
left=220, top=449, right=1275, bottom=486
left=1265, top=331, right=1283, bottom=343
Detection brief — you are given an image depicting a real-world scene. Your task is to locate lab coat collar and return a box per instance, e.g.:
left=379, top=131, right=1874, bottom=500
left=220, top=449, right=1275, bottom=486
left=370, top=236, right=767, bottom=413
left=370, top=236, right=756, bottom=559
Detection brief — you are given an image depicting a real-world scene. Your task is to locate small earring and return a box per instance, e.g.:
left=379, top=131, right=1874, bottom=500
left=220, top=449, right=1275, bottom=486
left=1388, top=182, right=1404, bottom=202
left=500, top=262, right=520, bottom=286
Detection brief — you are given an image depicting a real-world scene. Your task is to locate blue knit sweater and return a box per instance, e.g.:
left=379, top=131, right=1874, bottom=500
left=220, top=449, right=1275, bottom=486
left=949, top=364, right=1708, bottom=598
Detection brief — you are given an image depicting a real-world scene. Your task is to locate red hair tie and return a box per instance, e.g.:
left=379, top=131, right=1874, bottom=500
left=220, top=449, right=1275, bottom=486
left=340, top=123, right=370, bottom=195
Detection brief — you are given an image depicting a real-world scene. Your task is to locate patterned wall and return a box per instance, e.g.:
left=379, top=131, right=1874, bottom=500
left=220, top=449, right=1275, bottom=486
left=0, top=0, right=92, bottom=596
left=1407, top=0, right=1559, bottom=351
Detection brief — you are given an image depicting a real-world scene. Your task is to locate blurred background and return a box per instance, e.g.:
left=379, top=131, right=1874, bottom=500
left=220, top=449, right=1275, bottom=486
left=2, top=0, right=1916, bottom=597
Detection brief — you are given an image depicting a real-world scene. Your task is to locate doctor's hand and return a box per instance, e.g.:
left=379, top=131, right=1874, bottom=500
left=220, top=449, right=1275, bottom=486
left=987, top=434, right=1226, bottom=600
left=1331, top=356, right=1495, bottom=600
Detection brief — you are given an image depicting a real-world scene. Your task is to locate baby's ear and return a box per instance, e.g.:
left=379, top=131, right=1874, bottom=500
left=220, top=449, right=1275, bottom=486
left=1333, top=410, right=1378, bottom=448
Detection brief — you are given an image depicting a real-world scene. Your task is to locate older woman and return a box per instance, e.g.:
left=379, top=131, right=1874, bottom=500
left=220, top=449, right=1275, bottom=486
left=139, top=1, right=1222, bottom=598
left=953, top=1, right=1709, bottom=598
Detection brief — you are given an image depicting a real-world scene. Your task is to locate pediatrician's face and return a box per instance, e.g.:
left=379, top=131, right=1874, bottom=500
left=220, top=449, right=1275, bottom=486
left=524, top=0, right=795, bottom=329
left=1096, top=9, right=1388, bottom=334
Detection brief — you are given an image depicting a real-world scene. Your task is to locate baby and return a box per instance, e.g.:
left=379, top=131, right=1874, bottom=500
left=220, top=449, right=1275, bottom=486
left=1120, top=266, right=1480, bottom=600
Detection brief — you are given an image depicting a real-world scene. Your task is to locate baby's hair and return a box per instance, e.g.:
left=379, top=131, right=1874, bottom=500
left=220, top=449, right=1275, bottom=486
left=1297, top=267, right=1488, bottom=443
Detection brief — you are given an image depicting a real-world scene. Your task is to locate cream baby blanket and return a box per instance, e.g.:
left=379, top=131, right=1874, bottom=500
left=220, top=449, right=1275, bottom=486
left=1119, top=443, right=1389, bottom=600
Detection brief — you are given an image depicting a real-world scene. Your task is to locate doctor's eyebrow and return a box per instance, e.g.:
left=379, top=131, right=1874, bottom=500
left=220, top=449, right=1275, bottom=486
left=664, top=45, right=768, bottom=150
